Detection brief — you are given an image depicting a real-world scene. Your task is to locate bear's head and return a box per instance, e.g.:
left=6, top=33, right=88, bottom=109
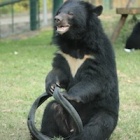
left=54, top=0, right=103, bottom=38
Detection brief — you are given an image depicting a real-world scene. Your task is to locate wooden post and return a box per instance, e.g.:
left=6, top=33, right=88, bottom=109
left=111, top=14, right=128, bottom=43
left=111, top=0, right=135, bottom=43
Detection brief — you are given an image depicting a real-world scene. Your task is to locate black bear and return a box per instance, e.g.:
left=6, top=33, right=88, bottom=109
left=41, top=0, right=119, bottom=140
left=125, top=22, right=140, bottom=52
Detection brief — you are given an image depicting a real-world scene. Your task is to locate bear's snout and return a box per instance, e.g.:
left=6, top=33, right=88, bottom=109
left=54, top=15, right=62, bottom=24
left=54, top=13, right=70, bottom=35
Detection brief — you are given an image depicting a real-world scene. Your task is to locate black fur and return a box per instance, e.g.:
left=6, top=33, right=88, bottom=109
left=125, top=22, right=140, bottom=50
left=41, top=0, right=119, bottom=140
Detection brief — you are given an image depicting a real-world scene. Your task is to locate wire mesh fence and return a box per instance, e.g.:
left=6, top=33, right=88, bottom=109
left=0, top=0, right=140, bottom=38
left=0, top=0, right=52, bottom=38
left=0, top=0, right=28, bottom=38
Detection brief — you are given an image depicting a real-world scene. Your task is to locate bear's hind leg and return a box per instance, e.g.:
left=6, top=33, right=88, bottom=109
left=69, top=112, right=117, bottom=140
left=41, top=101, right=70, bottom=138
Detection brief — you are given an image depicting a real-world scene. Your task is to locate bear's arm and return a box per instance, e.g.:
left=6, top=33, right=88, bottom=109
left=45, top=68, right=69, bottom=94
left=65, top=79, right=105, bottom=103
left=45, top=54, right=70, bottom=94
left=65, top=63, right=110, bottom=103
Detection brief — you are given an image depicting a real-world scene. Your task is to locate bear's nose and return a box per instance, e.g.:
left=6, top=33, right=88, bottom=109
left=54, top=15, right=62, bottom=23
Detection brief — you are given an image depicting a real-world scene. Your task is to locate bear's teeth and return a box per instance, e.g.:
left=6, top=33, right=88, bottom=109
left=57, top=26, right=69, bottom=34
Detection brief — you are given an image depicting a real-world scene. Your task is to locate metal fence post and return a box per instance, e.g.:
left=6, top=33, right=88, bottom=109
left=43, top=0, right=47, bottom=25
left=53, top=0, right=63, bottom=17
left=11, top=3, right=14, bottom=33
left=30, top=0, right=39, bottom=30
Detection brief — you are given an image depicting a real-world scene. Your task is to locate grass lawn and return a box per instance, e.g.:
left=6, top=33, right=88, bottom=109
left=0, top=20, right=140, bottom=139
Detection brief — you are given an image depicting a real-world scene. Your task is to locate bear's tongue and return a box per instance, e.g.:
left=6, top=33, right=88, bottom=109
left=57, top=26, right=70, bottom=34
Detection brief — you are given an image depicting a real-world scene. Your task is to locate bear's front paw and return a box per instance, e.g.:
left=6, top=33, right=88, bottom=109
left=46, top=82, right=60, bottom=95
left=63, top=93, right=84, bottom=103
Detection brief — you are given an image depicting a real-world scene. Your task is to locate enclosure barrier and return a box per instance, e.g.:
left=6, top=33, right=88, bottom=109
left=0, top=0, right=40, bottom=38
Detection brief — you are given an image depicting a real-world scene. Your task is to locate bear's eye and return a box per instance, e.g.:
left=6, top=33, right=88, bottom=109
left=68, top=12, right=74, bottom=16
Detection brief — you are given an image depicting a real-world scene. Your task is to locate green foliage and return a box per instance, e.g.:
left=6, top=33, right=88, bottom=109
left=0, top=0, right=53, bottom=13
left=116, top=21, right=135, bottom=44
left=14, top=1, right=29, bottom=12
left=0, top=5, right=10, bottom=14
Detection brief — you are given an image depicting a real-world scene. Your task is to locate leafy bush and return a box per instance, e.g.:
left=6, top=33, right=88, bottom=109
left=0, top=0, right=53, bottom=13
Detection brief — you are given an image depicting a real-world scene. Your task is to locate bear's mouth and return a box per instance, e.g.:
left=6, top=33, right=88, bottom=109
left=56, top=25, right=70, bottom=34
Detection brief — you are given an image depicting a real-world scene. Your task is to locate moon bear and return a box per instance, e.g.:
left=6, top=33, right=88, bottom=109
left=41, top=0, right=119, bottom=140
left=125, top=22, right=140, bottom=52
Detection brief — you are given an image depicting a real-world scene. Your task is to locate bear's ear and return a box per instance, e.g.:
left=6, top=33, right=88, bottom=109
left=93, top=5, right=103, bottom=16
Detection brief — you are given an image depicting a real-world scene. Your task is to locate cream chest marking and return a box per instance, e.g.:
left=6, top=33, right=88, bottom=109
left=58, top=51, right=94, bottom=77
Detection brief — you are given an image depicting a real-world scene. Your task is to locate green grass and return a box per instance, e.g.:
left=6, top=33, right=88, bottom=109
left=111, top=47, right=140, bottom=140
left=0, top=22, right=140, bottom=140
left=0, top=29, right=56, bottom=140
